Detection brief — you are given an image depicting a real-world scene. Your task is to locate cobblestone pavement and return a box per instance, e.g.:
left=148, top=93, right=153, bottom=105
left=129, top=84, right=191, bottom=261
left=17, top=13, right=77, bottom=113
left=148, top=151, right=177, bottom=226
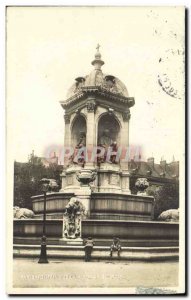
left=13, top=258, right=178, bottom=289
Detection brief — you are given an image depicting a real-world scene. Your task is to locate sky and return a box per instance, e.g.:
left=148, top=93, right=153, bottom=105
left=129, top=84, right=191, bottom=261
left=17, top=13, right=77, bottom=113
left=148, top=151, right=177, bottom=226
left=6, top=6, right=185, bottom=164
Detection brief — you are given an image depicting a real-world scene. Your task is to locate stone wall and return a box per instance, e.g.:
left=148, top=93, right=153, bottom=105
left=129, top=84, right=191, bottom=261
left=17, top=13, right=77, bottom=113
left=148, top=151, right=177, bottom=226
left=13, top=219, right=179, bottom=247
left=31, top=192, right=154, bottom=221
left=81, top=220, right=179, bottom=240
left=32, top=193, right=154, bottom=221
left=32, top=192, right=74, bottom=215
left=90, top=192, right=154, bottom=221
left=14, top=219, right=63, bottom=237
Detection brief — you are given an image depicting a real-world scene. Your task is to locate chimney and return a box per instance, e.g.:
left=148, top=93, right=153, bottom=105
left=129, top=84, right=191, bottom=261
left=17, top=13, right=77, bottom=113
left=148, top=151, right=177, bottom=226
left=147, top=157, right=154, bottom=168
left=160, top=159, right=166, bottom=171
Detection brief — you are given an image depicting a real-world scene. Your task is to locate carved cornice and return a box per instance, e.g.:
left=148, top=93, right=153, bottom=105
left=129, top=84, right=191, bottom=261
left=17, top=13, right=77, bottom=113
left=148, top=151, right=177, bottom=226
left=60, top=86, right=135, bottom=110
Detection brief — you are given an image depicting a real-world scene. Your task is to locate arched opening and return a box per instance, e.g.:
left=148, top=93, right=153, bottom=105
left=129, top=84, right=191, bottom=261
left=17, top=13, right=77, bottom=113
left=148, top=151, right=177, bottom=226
left=97, top=114, right=120, bottom=164
left=71, top=114, right=87, bottom=149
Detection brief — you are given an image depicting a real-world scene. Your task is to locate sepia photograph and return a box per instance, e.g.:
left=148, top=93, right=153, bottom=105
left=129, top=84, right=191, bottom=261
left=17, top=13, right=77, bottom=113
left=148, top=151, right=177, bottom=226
left=6, top=6, right=185, bottom=295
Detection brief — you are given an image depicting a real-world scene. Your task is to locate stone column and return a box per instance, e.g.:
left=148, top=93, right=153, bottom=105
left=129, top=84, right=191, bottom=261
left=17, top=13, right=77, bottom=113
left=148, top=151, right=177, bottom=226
left=60, top=113, right=70, bottom=191
left=63, top=113, right=71, bottom=167
left=120, top=109, right=131, bottom=194
left=85, top=98, right=96, bottom=169
left=60, top=170, right=66, bottom=191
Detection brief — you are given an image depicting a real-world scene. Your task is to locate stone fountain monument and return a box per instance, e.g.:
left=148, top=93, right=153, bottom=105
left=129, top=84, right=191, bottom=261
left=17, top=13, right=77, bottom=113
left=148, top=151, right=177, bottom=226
left=14, top=46, right=178, bottom=253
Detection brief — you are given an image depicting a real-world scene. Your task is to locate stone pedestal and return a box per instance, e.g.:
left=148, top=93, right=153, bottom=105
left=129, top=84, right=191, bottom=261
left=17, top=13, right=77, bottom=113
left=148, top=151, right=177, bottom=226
left=75, top=168, right=97, bottom=217
left=96, top=163, right=130, bottom=194
left=60, top=165, right=81, bottom=193
left=60, top=169, right=96, bottom=241
left=60, top=169, right=66, bottom=191
left=121, top=171, right=131, bottom=194
left=59, top=238, right=83, bottom=245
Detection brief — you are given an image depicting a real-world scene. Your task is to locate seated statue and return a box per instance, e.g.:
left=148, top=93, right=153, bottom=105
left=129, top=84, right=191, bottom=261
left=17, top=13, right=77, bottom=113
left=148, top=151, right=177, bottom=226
left=68, top=132, right=86, bottom=166
left=73, top=143, right=86, bottom=166
left=98, top=130, right=119, bottom=164
left=99, top=129, right=112, bottom=148
left=77, top=131, right=86, bottom=147
left=109, top=141, right=118, bottom=164
left=97, top=129, right=112, bottom=163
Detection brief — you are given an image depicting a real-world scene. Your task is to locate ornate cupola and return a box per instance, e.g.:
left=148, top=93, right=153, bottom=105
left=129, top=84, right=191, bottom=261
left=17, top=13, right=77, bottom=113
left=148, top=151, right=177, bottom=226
left=60, top=45, right=135, bottom=195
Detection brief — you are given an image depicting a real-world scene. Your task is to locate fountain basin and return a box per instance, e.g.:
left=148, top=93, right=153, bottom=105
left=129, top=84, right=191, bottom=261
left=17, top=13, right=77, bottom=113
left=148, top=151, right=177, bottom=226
left=13, top=219, right=179, bottom=248
left=32, top=192, right=154, bottom=221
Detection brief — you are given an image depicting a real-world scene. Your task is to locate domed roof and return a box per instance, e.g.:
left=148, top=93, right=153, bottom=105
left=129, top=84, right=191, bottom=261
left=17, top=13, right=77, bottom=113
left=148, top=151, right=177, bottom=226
left=66, top=46, right=129, bottom=100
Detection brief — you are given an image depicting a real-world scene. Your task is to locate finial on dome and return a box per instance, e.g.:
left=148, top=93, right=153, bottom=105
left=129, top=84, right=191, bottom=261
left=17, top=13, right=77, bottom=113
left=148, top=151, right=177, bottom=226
left=91, top=44, right=104, bottom=70
left=96, top=43, right=100, bottom=51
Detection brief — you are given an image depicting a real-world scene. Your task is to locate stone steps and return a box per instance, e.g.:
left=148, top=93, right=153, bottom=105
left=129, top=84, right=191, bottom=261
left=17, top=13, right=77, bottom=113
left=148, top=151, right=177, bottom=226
left=14, top=236, right=179, bottom=247
left=13, top=244, right=179, bottom=261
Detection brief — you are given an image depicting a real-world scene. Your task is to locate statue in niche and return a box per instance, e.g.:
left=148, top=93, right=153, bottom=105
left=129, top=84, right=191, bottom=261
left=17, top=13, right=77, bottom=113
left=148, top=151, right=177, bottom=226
left=68, top=131, right=86, bottom=167
left=99, top=129, right=112, bottom=147
left=97, top=129, right=118, bottom=164
left=109, top=141, right=118, bottom=164
left=76, top=131, right=86, bottom=147
left=63, top=197, right=86, bottom=239
left=97, top=129, right=111, bottom=163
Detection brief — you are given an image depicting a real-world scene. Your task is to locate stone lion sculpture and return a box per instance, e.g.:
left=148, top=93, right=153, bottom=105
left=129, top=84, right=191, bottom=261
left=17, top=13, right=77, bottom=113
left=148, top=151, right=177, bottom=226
left=135, top=178, right=149, bottom=195
left=13, top=206, right=35, bottom=219
left=157, top=209, right=179, bottom=222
